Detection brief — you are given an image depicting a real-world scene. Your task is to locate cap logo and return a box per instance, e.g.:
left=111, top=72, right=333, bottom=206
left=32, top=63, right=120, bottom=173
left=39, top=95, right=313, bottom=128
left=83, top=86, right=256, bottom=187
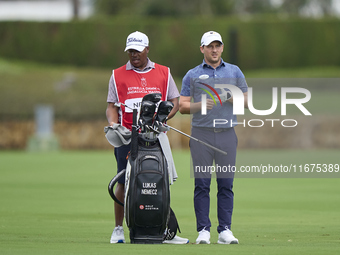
left=128, top=38, right=143, bottom=43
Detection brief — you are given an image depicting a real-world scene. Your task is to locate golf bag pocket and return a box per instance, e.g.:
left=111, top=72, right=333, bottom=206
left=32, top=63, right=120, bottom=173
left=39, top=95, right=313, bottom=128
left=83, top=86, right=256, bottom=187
left=135, top=170, right=164, bottom=226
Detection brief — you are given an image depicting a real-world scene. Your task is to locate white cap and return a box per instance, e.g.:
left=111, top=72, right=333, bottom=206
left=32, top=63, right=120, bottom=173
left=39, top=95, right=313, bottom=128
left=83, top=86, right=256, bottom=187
left=201, top=31, right=223, bottom=46
left=124, top=31, right=149, bottom=52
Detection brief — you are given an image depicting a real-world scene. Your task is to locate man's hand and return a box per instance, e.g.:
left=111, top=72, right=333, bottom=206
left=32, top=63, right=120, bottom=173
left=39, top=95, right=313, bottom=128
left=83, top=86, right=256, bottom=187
left=206, top=99, right=215, bottom=110
left=214, top=88, right=232, bottom=103
left=106, top=103, right=119, bottom=126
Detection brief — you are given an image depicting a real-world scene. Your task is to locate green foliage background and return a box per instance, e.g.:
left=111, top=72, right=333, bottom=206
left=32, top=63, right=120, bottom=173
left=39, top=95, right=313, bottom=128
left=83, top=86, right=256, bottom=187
left=1, top=58, right=339, bottom=120
left=1, top=17, right=340, bottom=77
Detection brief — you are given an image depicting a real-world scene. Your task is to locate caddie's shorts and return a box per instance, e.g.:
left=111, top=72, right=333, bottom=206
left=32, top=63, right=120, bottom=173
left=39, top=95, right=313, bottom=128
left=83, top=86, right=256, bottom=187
left=114, top=144, right=131, bottom=184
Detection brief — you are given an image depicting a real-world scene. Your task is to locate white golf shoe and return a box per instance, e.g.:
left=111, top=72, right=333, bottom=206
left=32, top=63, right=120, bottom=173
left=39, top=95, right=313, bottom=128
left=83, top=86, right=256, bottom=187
left=110, top=226, right=125, bottom=243
left=217, top=228, right=239, bottom=244
left=196, top=229, right=210, bottom=244
left=163, top=235, right=189, bottom=244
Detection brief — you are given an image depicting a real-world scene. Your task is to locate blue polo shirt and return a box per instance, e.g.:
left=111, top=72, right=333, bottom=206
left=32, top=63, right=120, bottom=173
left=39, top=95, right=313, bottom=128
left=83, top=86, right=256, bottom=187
left=181, top=59, right=248, bottom=128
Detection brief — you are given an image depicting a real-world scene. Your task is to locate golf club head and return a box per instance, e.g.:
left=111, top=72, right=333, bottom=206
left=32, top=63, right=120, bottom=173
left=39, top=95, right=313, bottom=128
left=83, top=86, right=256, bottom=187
left=154, top=101, right=174, bottom=123
left=142, top=93, right=162, bottom=104
left=139, top=100, right=156, bottom=131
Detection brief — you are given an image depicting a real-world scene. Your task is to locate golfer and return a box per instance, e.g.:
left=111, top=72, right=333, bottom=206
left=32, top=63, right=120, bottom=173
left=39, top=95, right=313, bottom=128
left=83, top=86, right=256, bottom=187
left=179, top=31, right=248, bottom=244
left=106, top=31, right=188, bottom=244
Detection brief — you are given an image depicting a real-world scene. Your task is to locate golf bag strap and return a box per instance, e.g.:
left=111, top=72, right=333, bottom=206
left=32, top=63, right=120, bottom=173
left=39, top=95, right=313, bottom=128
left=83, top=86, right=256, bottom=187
left=108, top=169, right=126, bottom=206
left=163, top=208, right=181, bottom=240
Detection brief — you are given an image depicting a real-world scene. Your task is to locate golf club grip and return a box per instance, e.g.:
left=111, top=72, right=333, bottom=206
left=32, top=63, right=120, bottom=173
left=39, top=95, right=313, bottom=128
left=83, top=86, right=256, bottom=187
left=108, top=169, right=126, bottom=206
left=195, top=138, right=228, bottom=156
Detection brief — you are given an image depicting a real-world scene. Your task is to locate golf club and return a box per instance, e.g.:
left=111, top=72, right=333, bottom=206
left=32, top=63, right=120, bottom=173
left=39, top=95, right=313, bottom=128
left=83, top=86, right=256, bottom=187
left=115, top=101, right=227, bottom=156
left=162, top=123, right=228, bottom=156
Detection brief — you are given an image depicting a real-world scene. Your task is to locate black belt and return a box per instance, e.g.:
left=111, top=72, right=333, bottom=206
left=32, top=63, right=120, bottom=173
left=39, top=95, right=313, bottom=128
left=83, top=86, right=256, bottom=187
left=196, top=127, right=232, bottom=133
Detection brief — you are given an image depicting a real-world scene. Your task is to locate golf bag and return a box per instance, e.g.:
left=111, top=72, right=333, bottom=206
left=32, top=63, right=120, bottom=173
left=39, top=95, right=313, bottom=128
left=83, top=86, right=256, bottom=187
left=108, top=93, right=175, bottom=244
left=124, top=137, right=170, bottom=243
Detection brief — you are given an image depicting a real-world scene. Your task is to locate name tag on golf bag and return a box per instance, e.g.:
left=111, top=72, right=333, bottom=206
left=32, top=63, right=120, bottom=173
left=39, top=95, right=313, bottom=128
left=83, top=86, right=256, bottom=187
left=124, top=141, right=170, bottom=244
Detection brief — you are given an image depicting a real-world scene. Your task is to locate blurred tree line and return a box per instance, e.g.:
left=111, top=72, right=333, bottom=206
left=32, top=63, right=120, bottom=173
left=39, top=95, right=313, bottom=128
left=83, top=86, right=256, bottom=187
left=93, top=0, right=335, bottom=17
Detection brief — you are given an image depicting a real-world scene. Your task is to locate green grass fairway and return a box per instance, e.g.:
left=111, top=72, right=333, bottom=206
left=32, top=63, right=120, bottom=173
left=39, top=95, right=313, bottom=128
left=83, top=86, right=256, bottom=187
left=1, top=150, right=339, bottom=255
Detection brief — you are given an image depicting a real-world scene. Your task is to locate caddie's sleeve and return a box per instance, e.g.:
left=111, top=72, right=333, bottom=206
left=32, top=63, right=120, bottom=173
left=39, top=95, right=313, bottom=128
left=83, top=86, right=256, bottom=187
left=107, top=74, right=119, bottom=103
left=167, top=73, right=180, bottom=100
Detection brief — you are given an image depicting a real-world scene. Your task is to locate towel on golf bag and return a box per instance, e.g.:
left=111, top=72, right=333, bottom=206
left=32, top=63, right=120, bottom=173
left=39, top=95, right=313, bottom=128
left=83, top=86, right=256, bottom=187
left=104, top=124, right=177, bottom=184
left=157, top=132, right=178, bottom=185
left=104, top=124, right=131, bottom=147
